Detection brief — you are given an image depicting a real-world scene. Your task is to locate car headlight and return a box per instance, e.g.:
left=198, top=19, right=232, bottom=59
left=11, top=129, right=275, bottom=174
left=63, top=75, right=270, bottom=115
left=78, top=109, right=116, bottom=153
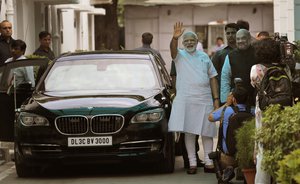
left=131, top=108, right=164, bottom=123
left=19, top=112, right=49, bottom=126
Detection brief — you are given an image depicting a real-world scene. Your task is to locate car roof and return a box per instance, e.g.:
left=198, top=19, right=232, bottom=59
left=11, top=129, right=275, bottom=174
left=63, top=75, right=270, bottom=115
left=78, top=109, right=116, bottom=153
left=56, top=50, right=155, bottom=62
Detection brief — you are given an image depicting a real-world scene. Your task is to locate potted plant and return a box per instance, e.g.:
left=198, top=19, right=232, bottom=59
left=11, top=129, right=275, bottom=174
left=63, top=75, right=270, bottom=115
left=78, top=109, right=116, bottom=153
left=255, top=103, right=300, bottom=182
left=235, top=118, right=256, bottom=184
left=277, top=149, right=300, bottom=184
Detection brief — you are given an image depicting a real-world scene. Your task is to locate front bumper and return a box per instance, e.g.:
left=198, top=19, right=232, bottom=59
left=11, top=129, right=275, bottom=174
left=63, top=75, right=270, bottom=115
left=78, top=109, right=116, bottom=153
left=15, top=138, right=165, bottom=166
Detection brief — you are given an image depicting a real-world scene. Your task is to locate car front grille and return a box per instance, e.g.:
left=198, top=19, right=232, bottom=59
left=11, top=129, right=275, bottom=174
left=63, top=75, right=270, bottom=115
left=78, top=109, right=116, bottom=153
left=55, top=115, right=124, bottom=135
left=91, top=115, right=124, bottom=134
left=55, top=116, right=88, bottom=135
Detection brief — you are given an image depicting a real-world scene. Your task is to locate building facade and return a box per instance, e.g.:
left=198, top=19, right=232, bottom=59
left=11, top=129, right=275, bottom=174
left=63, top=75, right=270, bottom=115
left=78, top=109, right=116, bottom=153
left=122, top=0, right=273, bottom=71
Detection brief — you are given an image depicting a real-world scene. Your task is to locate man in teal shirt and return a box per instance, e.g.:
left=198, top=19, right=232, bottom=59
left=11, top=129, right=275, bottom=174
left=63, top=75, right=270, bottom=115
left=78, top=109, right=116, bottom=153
left=220, top=29, right=257, bottom=106
left=211, top=23, right=239, bottom=103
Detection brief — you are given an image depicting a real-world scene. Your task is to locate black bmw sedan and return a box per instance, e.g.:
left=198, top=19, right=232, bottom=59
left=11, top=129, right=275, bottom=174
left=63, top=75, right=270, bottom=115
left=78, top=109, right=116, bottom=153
left=0, top=51, right=175, bottom=177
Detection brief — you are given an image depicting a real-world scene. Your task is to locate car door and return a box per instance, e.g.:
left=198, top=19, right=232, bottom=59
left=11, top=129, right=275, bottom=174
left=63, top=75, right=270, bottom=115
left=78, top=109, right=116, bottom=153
left=0, top=58, right=49, bottom=141
left=152, top=55, right=174, bottom=117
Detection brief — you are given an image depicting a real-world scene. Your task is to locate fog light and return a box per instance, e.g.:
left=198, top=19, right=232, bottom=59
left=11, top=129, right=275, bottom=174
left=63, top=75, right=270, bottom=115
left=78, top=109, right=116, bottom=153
left=150, top=143, right=161, bottom=151
left=22, top=147, right=32, bottom=156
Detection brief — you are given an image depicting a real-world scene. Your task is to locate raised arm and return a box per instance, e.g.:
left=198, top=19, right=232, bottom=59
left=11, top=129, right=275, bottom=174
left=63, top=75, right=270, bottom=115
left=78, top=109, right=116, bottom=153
left=170, top=22, right=184, bottom=59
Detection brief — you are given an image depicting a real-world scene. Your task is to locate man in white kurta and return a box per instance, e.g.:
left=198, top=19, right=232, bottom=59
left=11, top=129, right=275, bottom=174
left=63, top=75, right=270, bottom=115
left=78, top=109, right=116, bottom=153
left=169, top=22, right=220, bottom=174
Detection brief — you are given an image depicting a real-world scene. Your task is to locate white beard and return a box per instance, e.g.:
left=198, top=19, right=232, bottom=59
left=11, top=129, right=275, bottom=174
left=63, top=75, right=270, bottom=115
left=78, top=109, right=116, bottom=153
left=185, top=46, right=196, bottom=53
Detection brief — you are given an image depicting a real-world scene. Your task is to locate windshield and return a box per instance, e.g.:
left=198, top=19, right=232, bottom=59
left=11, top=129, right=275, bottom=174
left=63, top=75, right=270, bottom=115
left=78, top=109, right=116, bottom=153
left=43, top=58, right=159, bottom=92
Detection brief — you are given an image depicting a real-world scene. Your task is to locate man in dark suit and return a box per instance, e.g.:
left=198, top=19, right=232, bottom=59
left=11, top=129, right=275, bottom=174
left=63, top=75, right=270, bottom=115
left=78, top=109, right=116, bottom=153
left=0, top=20, right=15, bottom=65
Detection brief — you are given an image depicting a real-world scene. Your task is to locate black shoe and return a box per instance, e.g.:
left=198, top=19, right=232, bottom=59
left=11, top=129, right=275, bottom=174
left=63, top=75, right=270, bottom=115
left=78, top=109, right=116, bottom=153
left=197, top=160, right=205, bottom=167
left=184, top=160, right=204, bottom=168
left=187, top=167, right=197, bottom=174
left=204, top=166, right=215, bottom=173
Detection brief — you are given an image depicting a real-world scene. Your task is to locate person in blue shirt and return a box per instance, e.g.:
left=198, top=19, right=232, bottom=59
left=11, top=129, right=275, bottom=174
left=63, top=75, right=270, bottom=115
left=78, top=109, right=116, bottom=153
left=208, top=85, right=248, bottom=163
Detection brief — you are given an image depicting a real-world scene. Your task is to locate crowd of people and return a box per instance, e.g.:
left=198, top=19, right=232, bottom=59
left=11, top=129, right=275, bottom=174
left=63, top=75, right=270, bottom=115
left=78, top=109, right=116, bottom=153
left=128, top=18, right=299, bottom=183
left=165, top=19, right=298, bottom=184
left=0, top=20, right=55, bottom=88
left=0, top=20, right=55, bottom=65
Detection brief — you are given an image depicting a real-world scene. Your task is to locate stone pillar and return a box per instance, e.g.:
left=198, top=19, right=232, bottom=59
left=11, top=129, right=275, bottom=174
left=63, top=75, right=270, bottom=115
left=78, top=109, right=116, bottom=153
left=51, top=5, right=61, bottom=57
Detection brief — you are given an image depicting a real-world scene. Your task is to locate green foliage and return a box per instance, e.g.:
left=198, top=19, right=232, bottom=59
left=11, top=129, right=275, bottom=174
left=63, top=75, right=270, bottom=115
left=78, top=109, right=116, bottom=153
left=277, top=149, right=300, bottom=184
left=255, top=103, right=300, bottom=180
left=235, top=118, right=256, bottom=169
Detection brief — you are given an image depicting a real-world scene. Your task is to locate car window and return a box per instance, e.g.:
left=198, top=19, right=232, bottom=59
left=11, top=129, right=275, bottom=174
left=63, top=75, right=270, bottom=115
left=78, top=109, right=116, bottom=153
left=6, top=66, right=36, bottom=88
left=0, top=59, right=48, bottom=93
left=154, top=55, right=172, bottom=87
left=44, top=58, right=159, bottom=91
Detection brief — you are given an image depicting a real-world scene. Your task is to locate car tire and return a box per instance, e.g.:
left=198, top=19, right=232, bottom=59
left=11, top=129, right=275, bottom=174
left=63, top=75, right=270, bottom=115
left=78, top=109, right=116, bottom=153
left=159, top=132, right=175, bottom=173
left=14, top=145, right=38, bottom=177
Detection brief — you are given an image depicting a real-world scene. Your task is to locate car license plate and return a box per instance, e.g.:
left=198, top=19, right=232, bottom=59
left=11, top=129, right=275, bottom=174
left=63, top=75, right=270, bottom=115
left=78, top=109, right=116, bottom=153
left=68, top=136, right=112, bottom=147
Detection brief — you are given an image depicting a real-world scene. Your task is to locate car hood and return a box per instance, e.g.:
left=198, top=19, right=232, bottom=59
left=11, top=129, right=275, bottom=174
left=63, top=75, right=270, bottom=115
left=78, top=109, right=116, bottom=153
left=33, top=89, right=163, bottom=110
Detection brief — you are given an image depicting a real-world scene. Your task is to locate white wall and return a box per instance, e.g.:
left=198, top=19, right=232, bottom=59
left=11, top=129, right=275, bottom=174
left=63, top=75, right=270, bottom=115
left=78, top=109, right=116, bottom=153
left=273, top=0, right=295, bottom=41
left=227, top=4, right=273, bottom=35
left=157, top=5, right=193, bottom=71
left=125, top=6, right=159, bottom=50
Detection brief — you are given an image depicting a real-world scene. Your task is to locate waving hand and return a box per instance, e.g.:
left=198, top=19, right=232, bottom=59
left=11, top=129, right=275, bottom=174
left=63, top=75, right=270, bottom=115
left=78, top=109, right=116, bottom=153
left=170, top=22, right=185, bottom=59
left=173, top=22, right=184, bottom=39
